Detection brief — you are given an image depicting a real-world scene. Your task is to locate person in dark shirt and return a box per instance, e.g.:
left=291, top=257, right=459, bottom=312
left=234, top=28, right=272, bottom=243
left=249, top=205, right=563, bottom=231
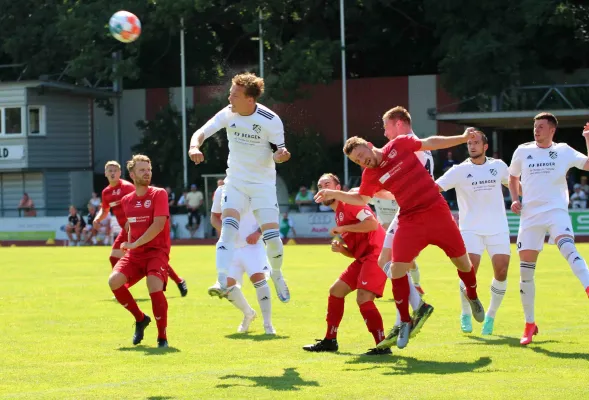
left=65, top=205, right=85, bottom=246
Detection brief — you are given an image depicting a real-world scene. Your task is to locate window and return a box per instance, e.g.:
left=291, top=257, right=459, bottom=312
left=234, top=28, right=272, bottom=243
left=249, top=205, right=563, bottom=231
left=28, top=106, right=45, bottom=135
left=5, top=108, right=22, bottom=134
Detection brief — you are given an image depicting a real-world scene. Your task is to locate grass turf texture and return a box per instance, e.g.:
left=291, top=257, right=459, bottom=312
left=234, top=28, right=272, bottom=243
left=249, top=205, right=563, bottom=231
left=1, top=245, right=589, bottom=399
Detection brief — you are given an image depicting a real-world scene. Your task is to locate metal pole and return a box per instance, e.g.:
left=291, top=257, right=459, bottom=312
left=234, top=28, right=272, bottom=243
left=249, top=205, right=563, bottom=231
left=181, top=18, right=188, bottom=189
left=112, top=51, right=123, bottom=164
left=340, top=0, right=348, bottom=186
left=259, top=10, right=264, bottom=79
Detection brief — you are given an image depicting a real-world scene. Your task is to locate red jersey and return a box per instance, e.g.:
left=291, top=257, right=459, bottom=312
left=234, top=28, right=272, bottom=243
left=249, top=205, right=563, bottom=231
left=121, top=186, right=171, bottom=257
left=358, top=135, right=444, bottom=216
left=101, top=179, right=136, bottom=228
left=335, top=202, right=384, bottom=259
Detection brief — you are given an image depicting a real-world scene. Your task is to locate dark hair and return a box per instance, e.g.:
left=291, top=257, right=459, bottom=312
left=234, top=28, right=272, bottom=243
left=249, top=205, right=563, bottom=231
left=473, top=130, right=488, bottom=145
left=534, top=112, right=558, bottom=127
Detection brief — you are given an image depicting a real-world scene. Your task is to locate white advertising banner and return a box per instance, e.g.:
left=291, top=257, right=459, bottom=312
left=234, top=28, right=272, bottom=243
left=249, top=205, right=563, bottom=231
left=288, top=212, right=336, bottom=238
left=0, top=145, right=25, bottom=161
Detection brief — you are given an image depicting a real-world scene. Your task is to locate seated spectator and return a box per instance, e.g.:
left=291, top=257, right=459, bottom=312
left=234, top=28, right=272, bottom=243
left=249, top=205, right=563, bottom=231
left=279, top=212, right=297, bottom=240
left=88, top=192, right=101, bottom=208
left=65, top=205, right=85, bottom=246
left=442, top=151, right=458, bottom=172
left=177, top=191, right=187, bottom=207
left=295, top=185, right=315, bottom=212
left=81, top=204, right=98, bottom=245
left=18, top=193, right=36, bottom=217
left=166, top=186, right=176, bottom=214
left=94, top=211, right=112, bottom=245
left=185, top=184, right=204, bottom=238
left=571, top=184, right=587, bottom=209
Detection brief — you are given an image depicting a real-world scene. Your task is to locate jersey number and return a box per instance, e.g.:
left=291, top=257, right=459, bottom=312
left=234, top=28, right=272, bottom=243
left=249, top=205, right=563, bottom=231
left=424, top=159, right=433, bottom=175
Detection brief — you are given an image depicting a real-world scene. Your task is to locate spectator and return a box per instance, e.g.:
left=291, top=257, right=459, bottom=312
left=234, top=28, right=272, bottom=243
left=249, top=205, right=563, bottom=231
left=580, top=176, right=589, bottom=195
left=18, top=193, right=36, bottom=217
left=571, top=184, right=587, bottom=209
left=185, top=183, right=204, bottom=238
left=442, top=151, right=458, bottom=172
left=177, top=191, right=187, bottom=206
left=295, top=185, right=315, bottom=212
left=217, top=178, right=225, bottom=187
left=81, top=204, right=98, bottom=245
left=65, top=205, right=85, bottom=246
left=279, top=212, right=296, bottom=240
left=94, top=211, right=112, bottom=245
left=166, top=186, right=176, bottom=207
left=566, top=171, right=576, bottom=194
left=88, top=192, right=101, bottom=208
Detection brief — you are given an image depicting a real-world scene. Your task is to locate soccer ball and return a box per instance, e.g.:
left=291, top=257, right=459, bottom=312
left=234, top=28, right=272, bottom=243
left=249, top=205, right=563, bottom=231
left=109, top=11, right=141, bottom=43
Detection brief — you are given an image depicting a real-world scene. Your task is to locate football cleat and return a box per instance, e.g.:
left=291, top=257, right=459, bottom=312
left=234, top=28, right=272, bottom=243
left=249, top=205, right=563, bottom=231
left=396, top=321, right=412, bottom=349
left=410, top=302, right=434, bottom=338
left=270, top=270, right=290, bottom=303
left=461, top=314, right=473, bottom=333
left=303, top=338, right=338, bottom=352
left=177, top=280, right=188, bottom=297
left=208, top=282, right=228, bottom=299
left=481, top=316, right=495, bottom=335
left=132, top=314, right=151, bottom=345
left=237, top=310, right=257, bottom=333
left=520, top=322, right=538, bottom=346
left=363, top=347, right=392, bottom=356
left=376, top=325, right=400, bottom=349
left=157, top=338, right=169, bottom=348
left=264, top=324, right=277, bottom=335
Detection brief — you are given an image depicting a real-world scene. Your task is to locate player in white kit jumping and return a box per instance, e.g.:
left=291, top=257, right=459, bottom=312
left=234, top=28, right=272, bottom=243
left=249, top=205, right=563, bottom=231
left=209, top=185, right=276, bottom=335
left=436, top=130, right=510, bottom=335
left=509, top=113, right=589, bottom=345
left=189, top=73, right=291, bottom=303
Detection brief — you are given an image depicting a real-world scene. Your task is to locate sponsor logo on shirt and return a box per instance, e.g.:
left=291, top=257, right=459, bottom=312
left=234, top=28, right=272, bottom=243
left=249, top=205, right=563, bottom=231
left=144, top=200, right=152, bottom=208
left=490, top=169, right=497, bottom=176
left=549, top=151, right=558, bottom=159
left=252, top=124, right=262, bottom=134
left=127, top=216, right=150, bottom=223
left=338, top=212, right=344, bottom=222
left=112, top=189, right=121, bottom=195
left=388, top=149, right=397, bottom=159
left=109, top=201, right=121, bottom=208
left=527, top=155, right=533, bottom=159
left=467, top=174, right=473, bottom=178
left=135, top=201, right=142, bottom=208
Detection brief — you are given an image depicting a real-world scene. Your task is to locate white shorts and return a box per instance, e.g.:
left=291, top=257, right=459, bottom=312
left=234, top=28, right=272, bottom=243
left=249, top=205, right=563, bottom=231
left=382, top=213, right=399, bottom=249
left=222, top=177, right=278, bottom=214
left=462, top=231, right=510, bottom=258
left=228, top=244, right=270, bottom=285
left=517, top=209, right=574, bottom=252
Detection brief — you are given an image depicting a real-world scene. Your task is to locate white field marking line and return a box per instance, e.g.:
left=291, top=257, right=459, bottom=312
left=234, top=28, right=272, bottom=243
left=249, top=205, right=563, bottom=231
left=3, top=323, right=589, bottom=398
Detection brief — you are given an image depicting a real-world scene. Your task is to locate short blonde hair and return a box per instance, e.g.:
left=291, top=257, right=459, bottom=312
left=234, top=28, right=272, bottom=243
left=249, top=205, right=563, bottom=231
left=382, top=106, right=412, bottom=124
left=343, top=136, right=370, bottom=156
left=126, top=154, right=151, bottom=173
left=232, top=72, right=265, bottom=99
left=104, top=160, right=121, bottom=170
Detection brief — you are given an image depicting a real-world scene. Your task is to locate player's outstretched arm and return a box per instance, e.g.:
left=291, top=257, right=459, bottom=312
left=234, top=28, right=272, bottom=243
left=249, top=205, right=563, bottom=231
left=419, top=127, right=477, bottom=151
left=189, top=110, right=228, bottom=164
left=315, top=190, right=370, bottom=206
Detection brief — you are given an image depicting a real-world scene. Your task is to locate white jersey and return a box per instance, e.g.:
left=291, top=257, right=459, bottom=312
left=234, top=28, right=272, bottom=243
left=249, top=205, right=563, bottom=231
left=509, top=142, right=587, bottom=218
left=211, top=186, right=261, bottom=248
left=436, top=157, right=509, bottom=235
left=370, top=197, right=399, bottom=225
left=407, top=132, right=435, bottom=177
left=194, top=104, right=285, bottom=185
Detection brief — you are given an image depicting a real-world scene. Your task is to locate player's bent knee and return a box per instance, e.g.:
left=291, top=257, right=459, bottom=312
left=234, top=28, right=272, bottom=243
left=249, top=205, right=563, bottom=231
left=451, top=254, right=472, bottom=271
left=329, top=280, right=351, bottom=298
left=250, top=273, right=265, bottom=283
left=146, top=274, right=164, bottom=293
left=391, top=262, right=411, bottom=278
left=108, top=272, right=127, bottom=290
left=378, top=250, right=391, bottom=269
left=227, top=277, right=238, bottom=287
left=254, top=208, right=279, bottom=227
left=356, top=289, right=376, bottom=305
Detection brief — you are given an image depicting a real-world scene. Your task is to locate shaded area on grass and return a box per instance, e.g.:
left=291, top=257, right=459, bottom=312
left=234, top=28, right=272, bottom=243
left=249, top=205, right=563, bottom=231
left=225, top=333, right=290, bottom=341
left=217, top=367, right=319, bottom=391
left=118, top=345, right=181, bottom=356
left=345, top=354, right=493, bottom=375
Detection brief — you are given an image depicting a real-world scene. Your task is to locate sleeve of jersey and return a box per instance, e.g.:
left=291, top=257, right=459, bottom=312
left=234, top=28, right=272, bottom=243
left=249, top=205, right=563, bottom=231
left=101, top=190, right=109, bottom=209
left=211, top=188, right=222, bottom=213
left=396, top=135, right=422, bottom=152
left=358, top=171, right=378, bottom=198
left=192, top=108, right=228, bottom=143
left=153, top=190, right=170, bottom=218
left=508, top=148, right=522, bottom=177
left=567, top=145, right=588, bottom=170
left=268, top=116, right=286, bottom=150
left=436, top=166, right=458, bottom=191
left=500, top=161, right=510, bottom=185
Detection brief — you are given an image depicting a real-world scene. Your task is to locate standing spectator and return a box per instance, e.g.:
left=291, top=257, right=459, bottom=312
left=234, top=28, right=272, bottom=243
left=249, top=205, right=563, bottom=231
left=89, top=192, right=101, bottom=208
left=165, top=186, right=176, bottom=214
left=18, top=193, right=36, bottom=217
left=441, top=151, right=458, bottom=209
left=185, top=184, right=204, bottom=238
left=566, top=171, right=576, bottom=194
left=580, top=176, right=589, bottom=194
left=65, top=205, right=85, bottom=246
left=442, top=151, right=458, bottom=172
left=571, top=184, right=587, bottom=209
left=279, top=212, right=296, bottom=240
left=177, top=191, right=187, bottom=207
left=295, top=185, right=315, bottom=212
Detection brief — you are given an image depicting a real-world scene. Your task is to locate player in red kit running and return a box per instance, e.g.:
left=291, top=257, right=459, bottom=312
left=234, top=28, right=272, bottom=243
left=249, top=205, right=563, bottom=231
left=303, top=173, right=390, bottom=355
left=315, top=130, right=485, bottom=350
left=94, top=160, right=188, bottom=297
left=108, top=155, right=172, bottom=348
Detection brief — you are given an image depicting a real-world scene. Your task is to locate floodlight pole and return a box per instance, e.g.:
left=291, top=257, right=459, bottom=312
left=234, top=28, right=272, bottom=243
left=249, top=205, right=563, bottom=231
left=340, top=0, right=349, bottom=186
left=181, top=17, right=188, bottom=189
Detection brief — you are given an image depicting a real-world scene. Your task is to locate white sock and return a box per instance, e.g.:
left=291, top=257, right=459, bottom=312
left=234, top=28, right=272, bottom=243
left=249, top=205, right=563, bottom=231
left=263, top=229, right=283, bottom=272
left=216, top=217, right=239, bottom=287
left=520, top=262, right=536, bottom=323
left=383, top=261, right=392, bottom=279
left=459, top=280, right=472, bottom=316
left=487, top=278, right=507, bottom=318
left=254, top=279, right=272, bottom=325
left=408, top=274, right=421, bottom=310
left=557, top=237, right=589, bottom=289
left=227, top=286, right=253, bottom=315
left=410, top=263, right=421, bottom=286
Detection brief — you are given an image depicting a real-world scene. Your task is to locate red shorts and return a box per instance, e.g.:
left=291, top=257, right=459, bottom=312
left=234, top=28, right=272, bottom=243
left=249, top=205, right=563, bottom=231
left=339, top=254, right=387, bottom=298
left=392, top=201, right=466, bottom=263
left=114, top=251, right=169, bottom=290
left=112, top=230, right=126, bottom=251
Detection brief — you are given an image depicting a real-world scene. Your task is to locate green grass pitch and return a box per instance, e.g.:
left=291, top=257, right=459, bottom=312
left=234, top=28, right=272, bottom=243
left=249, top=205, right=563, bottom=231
left=1, top=244, right=589, bottom=399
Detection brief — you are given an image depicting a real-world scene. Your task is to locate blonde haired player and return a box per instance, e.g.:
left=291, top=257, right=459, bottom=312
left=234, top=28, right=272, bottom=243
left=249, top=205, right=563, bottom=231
left=509, top=115, right=589, bottom=345
left=188, top=73, right=291, bottom=302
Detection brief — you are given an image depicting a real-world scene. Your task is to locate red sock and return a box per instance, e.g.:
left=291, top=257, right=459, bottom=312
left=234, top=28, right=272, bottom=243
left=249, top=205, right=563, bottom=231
left=112, top=286, right=144, bottom=321
left=457, top=267, right=478, bottom=300
left=150, top=291, right=168, bottom=340
left=392, top=275, right=411, bottom=322
left=109, top=256, right=119, bottom=269
left=359, top=301, right=385, bottom=345
left=325, top=295, right=345, bottom=339
left=167, top=265, right=183, bottom=284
